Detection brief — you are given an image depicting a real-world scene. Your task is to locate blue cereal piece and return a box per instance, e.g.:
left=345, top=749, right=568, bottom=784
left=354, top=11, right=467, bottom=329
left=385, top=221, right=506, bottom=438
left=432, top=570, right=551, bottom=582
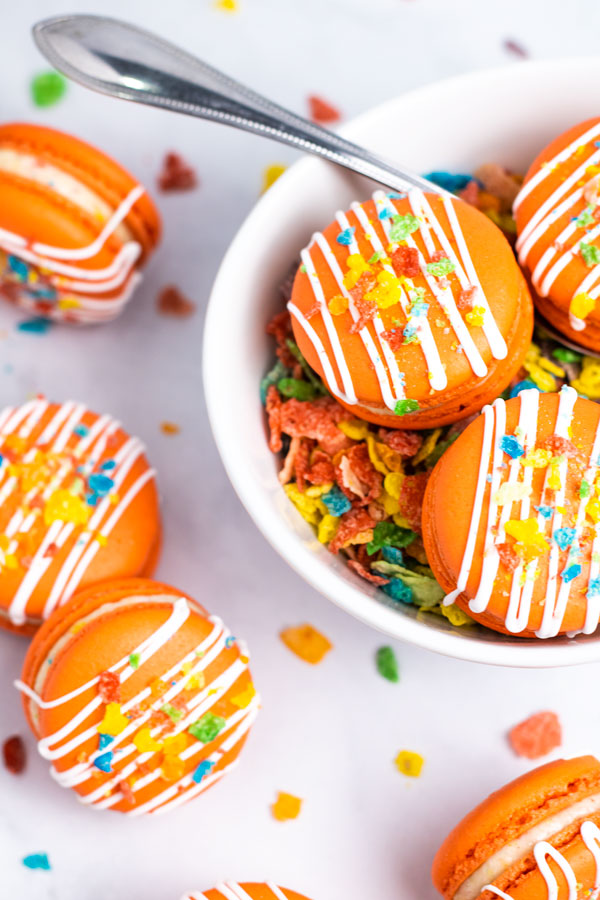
left=588, top=577, right=600, bottom=597
left=423, top=171, right=474, bottom=193
left=336, top=226, right=355, bottom=245
left=536, top=505, right=554, bottom=519
left=73, top=424, right=90, bottom=438
left=321, top=486, right=352, bottom=516
left=22, top=853, right=51, bottom=871
left=554, top=527, right=576, bottom=550
left=510, top=379, right=540, bottom=398
left=88, top=473, right=114, bottom=496
left=561, top=563, right=582, bottom=584
left=500, top=434, right=524, bottom=459
left=94, top=750, right=114, bottom=773
left=383, top=578, right=413, bottom=604
left=381, top=546, right=403, bottom=565
left=98, top=733, right=114, bottom=751
left=192, top=759, right=215, bottom=784
left=16, top=317, right=53, bottom=334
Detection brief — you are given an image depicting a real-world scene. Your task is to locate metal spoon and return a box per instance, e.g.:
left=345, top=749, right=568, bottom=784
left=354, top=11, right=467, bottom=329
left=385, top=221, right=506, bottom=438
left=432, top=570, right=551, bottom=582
left=32, top=13, right=451, bottom=199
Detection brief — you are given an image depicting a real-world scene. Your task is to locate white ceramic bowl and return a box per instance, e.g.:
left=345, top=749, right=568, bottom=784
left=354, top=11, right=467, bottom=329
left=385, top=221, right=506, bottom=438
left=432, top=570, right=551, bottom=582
left=204, top=58, right=600, bottom=667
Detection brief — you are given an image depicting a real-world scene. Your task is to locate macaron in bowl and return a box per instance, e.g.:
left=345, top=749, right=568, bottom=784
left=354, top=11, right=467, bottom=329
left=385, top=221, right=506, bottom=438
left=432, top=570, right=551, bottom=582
left=432, top=755, right=600, bottom=899
left=0, top=122, right=161, bottom=323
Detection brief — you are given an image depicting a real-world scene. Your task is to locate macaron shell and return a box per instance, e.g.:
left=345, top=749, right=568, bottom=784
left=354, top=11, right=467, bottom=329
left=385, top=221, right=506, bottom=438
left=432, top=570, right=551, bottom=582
left=422, top=392, right=600, bottom=636
left=21, top=579, right=255, bottom=814
left=0, top=123, right=161, bottom=257
left=202, top=887, right=310, bottom=900
left=291, top=194, right=532, bottom=425
left=515, top=116, right=600, bottom=343
left=431, top=756, right=600, bottom=899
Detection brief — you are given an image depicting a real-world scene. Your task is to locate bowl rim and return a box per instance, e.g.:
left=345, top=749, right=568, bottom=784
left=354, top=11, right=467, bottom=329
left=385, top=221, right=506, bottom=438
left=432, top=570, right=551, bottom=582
left=203, top=56, right=600, bottom=668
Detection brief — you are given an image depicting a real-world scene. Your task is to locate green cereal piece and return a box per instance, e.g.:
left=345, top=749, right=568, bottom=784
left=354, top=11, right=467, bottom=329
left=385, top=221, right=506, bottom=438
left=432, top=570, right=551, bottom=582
left=161, top=703, right=183, bottom=723
left=389, top=214, right=420, bottom=243
left=31, top=71, right=67, bottom=108
left=277, top=377, right=317, bottom=400
left=394, top=398, right=419, bottom=416
left=552, top=346, right=582, bottom=363
left=188, top=712, right=226, bottom=743
left=129, top=653, right=140, bottom=669
left=376, top=646, right=399, bottom=683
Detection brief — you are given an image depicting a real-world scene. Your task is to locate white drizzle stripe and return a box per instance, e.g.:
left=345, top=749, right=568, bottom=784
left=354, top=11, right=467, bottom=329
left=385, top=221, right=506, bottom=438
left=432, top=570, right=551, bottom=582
left=312, top=231, right=400, bottom=410
left=513, top=120, right=600, bottom=210
left=444, top=404, right=495, bottom=605
left=287, top=302, right=356, bottom=405
left=216, top=882, right=255, bottom=900
left=336, top=208, right=406, bottom=399
left=0, top=239, right=140, bottom=287
left=370, top=193, right=447, bottom=391
left=266, top=887, right=290, bottom=900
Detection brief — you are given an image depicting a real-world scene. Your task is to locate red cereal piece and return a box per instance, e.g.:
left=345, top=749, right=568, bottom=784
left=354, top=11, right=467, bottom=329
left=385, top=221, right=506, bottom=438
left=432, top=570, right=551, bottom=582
left=496, top=542, right=519, bottom=573
left=156, top=285, right=196, bottom=317
left=307, top=94, right=341, bottom=124
left=98, top=670, right=121, bottom=704
left=345, top=444, right=382, bottom=502
left=293, top=438, right=312, bottom=492
left=381, top=429, right=423, bottom=457
left=509, top=711, right=562, bottom=759
left=541, top=435, right=578, bottom=459
left=457, top=286, right=477, bottom=311
left=119, top=779, right=136, bottom=806
left=306, top=449, right=335, bottom=486
left=347, top=559, right=390, bottom=585
left=398, top=472, right=429, bottom=533
left=157, top=152, right=198, bottom=191
left=2, top=735, right=26, bottom=774
left=381, top=327, right=404, bottom=352
left=391, top=245, right=420, bottom=278
left=266, top=386, right=283, bottom=453
left=348, top=273, right=378, bottom=333
left=430, top=249, right=448, bottom=263
left=279, top=396, right=352, bottom=456
left=266, top=309, right=296, bottom=367
left=504, top=38, right=529, bottom=58
left=329, top=507, right=376, bottom=554
left=459, top=181, right=480, bottom=207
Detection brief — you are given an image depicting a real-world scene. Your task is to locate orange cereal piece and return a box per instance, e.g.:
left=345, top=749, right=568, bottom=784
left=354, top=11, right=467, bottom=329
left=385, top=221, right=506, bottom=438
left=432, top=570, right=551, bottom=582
left=272, top=791, right=302, bottom=821
left=509, top=711, right=562, bottom=759
left=280, top=624, right=332, bottom=664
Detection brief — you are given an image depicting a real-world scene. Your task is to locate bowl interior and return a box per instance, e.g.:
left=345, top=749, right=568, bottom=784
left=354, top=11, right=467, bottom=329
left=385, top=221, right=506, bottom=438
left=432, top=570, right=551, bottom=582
left=204, top=58, right=600, bottom=667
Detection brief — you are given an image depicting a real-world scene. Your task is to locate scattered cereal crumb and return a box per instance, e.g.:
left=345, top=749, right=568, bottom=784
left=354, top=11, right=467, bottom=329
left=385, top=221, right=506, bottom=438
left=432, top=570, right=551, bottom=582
left=375, top=646, right=399, bottom=683
left=280, top=623, right=332, bottom=664
left=214, top=0, right=238, bottom=10
left=16, top=317, right=53, bottom=334
left=261, top=164, right=287, bottom=193
left=157, top=152, right=198, bottom=191
left=395, top=750, right=424, bottom=778
left=160, top=421, right=181, bottom=436
left=503, top=38, right=529, bottom=59
left=272, top=791, right=302, bottom=821
left=31, top=71, right=67, bottom=107
left=307, top=94, right=341, bottom=124
left=22, top=853, right=51, bottom=870
left=509, top=711, right=562, bottom=759
left=2, top=735, right=26, bottom=774
left=157, top=285, right=196, bottom=317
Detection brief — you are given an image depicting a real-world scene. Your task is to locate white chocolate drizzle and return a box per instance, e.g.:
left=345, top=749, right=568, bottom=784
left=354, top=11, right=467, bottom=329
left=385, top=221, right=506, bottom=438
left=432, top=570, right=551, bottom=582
left=15, top=596, right=259, bottom=815
left=185, top=886, right=291, bottom=900
left=444, top=386, right=600, bottom=637
left=288, top=188, right=505, bottom=412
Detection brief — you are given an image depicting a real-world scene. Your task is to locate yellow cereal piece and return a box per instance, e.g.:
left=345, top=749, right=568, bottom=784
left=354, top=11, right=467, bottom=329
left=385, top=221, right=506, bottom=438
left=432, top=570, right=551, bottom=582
left=261, top=163, right=286, bottom=193
left=384, top=471, right=404, bottom=500
left=305, top=483, right=333, bottom=498
left=0, top=535, right=9, bottom=552
left=132, top=727, right=161, bottom=754
left=230, top=683, right=257, bottom=709
left=538, top=357, right=565, bottom=377
left=162, top=733, right=187, bottom=756
left=587, top=498, right=600, bottom=523
left=57, top=296, right=81, bottom=310
left=504, top=518, right=549, bottom=557
left=441, top=604, right=473, bottom=627
left=161, top=754, right=185, bottom=782
left=465, top=305, right=486, bottom=327
left=44, top=489, right=90, bottom=527
left=280, top=624, right=332, bottom=664
left=494, top=481, right=532, bottom=506
left=98, top=703, right=129, bottom=737
left=95, top=533, right=107, bottom=546
left=4, top=554, right=17, bottom=569
left=375, top=443, right=404, bottom=473
left=214, top=0, right=238, bottom=11
left=528, top=366, right=557, bottom=392
left=395, top=750, right=424, bottom=778
left=317, top=513, right=339, bottom=544
left=338, top=419, right=370, bottom=441
left=344, top=529, right=373, bottom=547
left=379, top=489, right=400, bottom=517
left=343, top=254, right=371, bottom=289
left=328, top=294, right=349, bottom=315
left=412, top=429, right=442, bottom=466
left=272, top=791, right=302, bottom=821
left=393, top=513, right=411, bottom=529
left=572, top=358, right=600, bottom=400
left=186, top=671, right=205, bottom=691
left=522, top=448, right=552, bottom=468
left=571, top=292, right=596, bottom=321
left=366, top=434, right=390, bottom=474
left=547, top=461, right=562, bottom=491
left=364, top=270, right=403, bottom=309
left=283, top=484, right=321, bottom=525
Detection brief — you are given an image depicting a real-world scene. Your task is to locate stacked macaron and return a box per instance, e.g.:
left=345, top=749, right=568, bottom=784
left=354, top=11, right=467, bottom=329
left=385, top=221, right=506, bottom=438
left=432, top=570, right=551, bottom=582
left=433, top=755, right=600, bottom=900
left=0, top=123, right=160, bottom=323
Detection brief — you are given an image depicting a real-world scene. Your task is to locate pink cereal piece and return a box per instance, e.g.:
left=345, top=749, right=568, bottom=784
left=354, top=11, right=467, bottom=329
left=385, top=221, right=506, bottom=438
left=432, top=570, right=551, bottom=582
left=509, top=711, right=562, bottom=759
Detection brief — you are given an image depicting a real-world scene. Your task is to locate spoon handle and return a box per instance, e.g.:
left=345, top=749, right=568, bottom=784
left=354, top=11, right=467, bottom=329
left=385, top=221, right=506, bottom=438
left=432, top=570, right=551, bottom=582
left=33, top=14, right=449, bottom=197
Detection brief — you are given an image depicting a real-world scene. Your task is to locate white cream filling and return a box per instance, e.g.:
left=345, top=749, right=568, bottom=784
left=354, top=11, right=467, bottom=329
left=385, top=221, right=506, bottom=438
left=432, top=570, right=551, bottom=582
left=454, top=791, right=600, bottom=900
left=0, top=148, right=133, bottom=244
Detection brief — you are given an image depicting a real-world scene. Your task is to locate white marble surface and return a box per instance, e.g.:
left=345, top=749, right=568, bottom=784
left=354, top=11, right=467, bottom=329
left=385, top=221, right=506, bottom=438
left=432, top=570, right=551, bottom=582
left=2, top=2, right=600, bottom=899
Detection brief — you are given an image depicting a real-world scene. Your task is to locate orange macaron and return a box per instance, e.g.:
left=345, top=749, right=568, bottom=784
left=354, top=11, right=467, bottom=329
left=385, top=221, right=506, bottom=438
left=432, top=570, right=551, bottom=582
left=422, top=386, right=600, bottom=638
left=432, top=755, right=600, bottom=900
left=289, top=188, right=533, bottom=429
left=183, top=885, right=309, bottom=900
left=515, top=117, right=600, bottom=350
left=0, top=122, right=161, bottom=323
left=17, top=578, right=259, bottom=815
left=0, top=396, right=160, bottom=634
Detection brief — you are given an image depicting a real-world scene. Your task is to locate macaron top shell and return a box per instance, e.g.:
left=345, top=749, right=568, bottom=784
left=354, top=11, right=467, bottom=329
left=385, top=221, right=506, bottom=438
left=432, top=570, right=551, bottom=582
left=422, top=387, right=600, bottom=637
left=514, top=117, right=600, bottom=343
left=290, top=189, right=531, bottom=426
left=186, top=884, right=310, bottom=900
left=0, top=397, right=160, bottom=633
left=19, top=579, right=259, bottom=815
left=432, top=756, right=600, bottom=899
